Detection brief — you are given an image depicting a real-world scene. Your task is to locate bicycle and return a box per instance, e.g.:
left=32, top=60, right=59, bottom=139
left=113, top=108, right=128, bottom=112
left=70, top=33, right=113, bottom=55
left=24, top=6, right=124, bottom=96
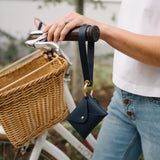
left=0, top=25, right=100, bottom=160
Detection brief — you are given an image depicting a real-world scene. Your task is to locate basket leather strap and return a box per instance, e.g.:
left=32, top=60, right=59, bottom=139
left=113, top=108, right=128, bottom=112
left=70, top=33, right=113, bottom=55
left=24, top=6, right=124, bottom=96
left=78, top=25, right=94, bottom=87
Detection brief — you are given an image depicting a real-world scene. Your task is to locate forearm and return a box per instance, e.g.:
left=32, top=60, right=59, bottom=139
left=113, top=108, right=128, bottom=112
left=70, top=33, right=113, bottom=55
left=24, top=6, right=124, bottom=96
left=99, top=23, right=160, bottom=67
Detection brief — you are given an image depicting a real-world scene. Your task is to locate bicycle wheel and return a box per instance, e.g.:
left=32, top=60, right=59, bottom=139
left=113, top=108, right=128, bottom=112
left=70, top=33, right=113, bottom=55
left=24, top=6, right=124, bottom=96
left=0, top=134, right=56, bottom=160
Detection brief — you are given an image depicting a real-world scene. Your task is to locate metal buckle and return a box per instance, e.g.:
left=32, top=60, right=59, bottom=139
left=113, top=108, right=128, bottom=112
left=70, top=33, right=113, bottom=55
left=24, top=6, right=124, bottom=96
left=83, top=80, right=94, bottom=97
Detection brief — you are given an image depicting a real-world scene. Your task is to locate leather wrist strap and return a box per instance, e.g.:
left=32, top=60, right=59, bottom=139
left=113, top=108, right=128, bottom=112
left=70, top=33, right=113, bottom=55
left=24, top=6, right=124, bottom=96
left=78, top=25, right=95, bottom=87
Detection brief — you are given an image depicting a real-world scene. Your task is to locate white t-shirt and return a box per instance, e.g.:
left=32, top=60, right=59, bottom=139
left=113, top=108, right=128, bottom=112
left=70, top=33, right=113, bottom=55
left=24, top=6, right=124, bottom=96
left=113, top=0, right=160, bottom=97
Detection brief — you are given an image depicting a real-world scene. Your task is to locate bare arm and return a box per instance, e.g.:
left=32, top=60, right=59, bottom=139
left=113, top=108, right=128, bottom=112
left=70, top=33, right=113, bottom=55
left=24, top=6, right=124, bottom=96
left=43, top=12, right=160, bottom=67
left=100, top=24, right=160, bottom=67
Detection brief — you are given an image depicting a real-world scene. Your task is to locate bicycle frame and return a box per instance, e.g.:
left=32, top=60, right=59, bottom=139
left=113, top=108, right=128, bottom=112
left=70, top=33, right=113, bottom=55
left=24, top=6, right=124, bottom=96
left=0, top=40, right=97, bottom=160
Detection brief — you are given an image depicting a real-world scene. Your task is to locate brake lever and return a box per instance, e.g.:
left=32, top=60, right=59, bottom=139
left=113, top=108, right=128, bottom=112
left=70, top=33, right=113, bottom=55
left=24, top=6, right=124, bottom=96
left=27, top=30, right=43, bottom=40
left=25, top=32, right=48, bottom=48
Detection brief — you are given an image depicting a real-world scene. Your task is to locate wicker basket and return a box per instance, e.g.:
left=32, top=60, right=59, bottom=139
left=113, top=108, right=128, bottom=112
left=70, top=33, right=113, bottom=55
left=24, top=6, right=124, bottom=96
left=0, top=50, right=68, bottom=148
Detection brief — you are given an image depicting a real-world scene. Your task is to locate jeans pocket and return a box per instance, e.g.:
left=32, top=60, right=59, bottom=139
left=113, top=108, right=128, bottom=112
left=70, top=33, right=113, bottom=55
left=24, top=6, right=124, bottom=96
left=149, top=97, right=160, bottom=105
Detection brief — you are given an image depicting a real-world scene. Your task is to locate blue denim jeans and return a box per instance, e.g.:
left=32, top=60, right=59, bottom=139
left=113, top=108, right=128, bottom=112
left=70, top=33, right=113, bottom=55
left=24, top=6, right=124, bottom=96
left=92, top=86, right=160, bottom=160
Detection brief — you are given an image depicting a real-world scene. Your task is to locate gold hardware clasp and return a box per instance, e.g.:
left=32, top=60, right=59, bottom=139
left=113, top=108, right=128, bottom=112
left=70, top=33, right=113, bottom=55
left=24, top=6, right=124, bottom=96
left=83, top=80, right=94, bottom=97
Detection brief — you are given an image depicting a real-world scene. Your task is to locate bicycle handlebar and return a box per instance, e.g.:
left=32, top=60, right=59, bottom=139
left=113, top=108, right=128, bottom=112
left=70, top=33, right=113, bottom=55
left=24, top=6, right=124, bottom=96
left=64, top=25, right=100, bottom=42
left=28, top=25, right=100, bottom=42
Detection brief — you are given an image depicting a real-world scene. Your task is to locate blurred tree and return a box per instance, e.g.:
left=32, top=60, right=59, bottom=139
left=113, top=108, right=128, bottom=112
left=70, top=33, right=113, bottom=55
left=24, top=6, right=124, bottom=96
left=4, top=41, right=18, bottom=63
left=41, top=0, right=103, bottom=7
left=0, top=29, right=18, bottom=65
left=0, top=29, right=16, bottom=41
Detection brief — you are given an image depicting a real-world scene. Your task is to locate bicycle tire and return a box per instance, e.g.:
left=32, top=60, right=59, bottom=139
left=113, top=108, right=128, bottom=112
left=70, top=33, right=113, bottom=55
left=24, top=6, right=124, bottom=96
left=0, top=134, right=56, bottom=160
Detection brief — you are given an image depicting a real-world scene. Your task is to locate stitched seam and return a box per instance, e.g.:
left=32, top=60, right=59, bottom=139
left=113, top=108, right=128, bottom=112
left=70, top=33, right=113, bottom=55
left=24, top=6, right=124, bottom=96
left=121, top=133, right=139, bottom=160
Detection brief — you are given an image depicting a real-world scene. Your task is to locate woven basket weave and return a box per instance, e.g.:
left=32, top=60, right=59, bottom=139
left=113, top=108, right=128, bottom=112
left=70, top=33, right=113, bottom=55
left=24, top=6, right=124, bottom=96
left=0, top=50, right=68, bottom=148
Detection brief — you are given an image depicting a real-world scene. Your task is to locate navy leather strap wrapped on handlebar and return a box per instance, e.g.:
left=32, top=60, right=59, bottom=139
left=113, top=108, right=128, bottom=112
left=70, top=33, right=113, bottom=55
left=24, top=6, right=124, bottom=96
left=78, top=25, right=94, bottom=87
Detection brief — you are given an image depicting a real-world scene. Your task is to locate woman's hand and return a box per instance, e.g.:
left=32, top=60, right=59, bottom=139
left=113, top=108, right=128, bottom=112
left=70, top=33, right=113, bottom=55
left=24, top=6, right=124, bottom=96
left=43, top=12, right=101, bottom=43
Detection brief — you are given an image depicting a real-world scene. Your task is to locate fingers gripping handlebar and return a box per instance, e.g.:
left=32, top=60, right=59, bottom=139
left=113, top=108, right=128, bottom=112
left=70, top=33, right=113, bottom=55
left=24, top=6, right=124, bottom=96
left=27, top=25, right=100, bottom=42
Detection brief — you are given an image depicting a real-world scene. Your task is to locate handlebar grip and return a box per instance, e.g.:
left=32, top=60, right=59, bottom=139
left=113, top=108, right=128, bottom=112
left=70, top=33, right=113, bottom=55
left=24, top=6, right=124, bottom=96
left=64, top=25, right=100, bottom=42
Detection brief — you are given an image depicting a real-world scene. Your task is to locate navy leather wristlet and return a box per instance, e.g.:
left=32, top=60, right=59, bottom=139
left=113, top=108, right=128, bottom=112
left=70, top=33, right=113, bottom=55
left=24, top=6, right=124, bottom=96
left=66, top=25, right=107, bottom=139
